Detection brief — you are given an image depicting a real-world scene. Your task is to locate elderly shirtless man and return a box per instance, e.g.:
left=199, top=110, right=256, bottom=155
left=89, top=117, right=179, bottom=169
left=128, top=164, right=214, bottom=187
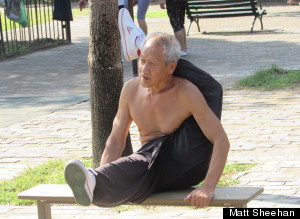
left=64, top=32, right=230, bottom=209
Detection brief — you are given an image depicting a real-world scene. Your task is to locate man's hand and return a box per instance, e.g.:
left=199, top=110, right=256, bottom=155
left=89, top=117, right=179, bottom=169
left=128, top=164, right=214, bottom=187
left=184, top=186, right=214, bottom=208
left=160, top=0, right=166, bottom=9
left=78, top=0, right=87, bottom=11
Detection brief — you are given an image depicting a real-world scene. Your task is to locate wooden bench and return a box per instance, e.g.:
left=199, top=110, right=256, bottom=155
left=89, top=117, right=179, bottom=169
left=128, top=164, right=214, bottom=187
left=185, top=0, right=267, bottom=35
left=18, top=184, right=264, bottom=219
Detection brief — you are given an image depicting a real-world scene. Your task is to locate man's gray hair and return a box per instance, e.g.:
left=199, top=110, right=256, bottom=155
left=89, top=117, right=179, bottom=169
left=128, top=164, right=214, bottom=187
left=141, top=32, right=181, bottom=64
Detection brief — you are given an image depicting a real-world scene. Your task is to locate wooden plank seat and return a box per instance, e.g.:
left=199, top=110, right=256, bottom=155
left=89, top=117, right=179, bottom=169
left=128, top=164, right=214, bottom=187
left=186, top=0, right=267, bottom=35
left=18, top=184, right=264, bottom=219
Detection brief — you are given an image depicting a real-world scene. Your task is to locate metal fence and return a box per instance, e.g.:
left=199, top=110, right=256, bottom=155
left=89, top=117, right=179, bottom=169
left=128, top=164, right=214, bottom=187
left=0, top=0, right=71, bottom=59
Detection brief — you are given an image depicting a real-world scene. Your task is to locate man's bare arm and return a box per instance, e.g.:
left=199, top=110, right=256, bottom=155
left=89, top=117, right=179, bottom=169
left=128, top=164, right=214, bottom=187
left=179, top=82, right=230, bottom=208
left=100, top=81, right=133, bottom=166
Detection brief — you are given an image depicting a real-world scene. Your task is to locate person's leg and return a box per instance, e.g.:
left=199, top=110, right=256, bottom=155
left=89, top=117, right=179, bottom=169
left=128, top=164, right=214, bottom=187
left=124, top=0, right=128, bottom=9
left=166, top=0, right=188, bottom=55
left=118, top=8, right=145, bottom=61
left=154, top=60, right=223, bottom=192
left=138, top=19, right=147, bottom=35
left=65, top=135, right=171, bottom=207
left=65, top=153, right=153, bottom=207
left=137, top=0, right=150, bottom=34
left=174, top=28, right=187, bottom=52
left=154, top=117, right=213, bottom=192
left=92, top=153, right=155, bottom=207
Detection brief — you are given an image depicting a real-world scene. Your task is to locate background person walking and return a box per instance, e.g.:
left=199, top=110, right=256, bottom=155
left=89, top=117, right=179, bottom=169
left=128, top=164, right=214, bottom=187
left=124, top=0, right=151, bottom=34
left=158, top=0, right=188, bottom=56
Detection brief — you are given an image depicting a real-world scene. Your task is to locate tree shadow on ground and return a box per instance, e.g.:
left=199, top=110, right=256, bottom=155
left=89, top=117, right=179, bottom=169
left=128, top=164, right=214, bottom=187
left=181, top=34, right=300, bottom=88
left=260, top=0, right=295, bottom=6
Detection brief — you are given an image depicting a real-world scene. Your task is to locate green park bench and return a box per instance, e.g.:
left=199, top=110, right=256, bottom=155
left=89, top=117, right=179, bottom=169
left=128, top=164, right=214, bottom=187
left=18, top=184, right=264, bottom=219
left=186, top=0, right=267, bottom=35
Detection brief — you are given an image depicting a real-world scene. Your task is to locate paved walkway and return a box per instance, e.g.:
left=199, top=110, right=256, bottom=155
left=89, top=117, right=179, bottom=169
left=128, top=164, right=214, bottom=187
left=0, top=2, right=299, bottom=218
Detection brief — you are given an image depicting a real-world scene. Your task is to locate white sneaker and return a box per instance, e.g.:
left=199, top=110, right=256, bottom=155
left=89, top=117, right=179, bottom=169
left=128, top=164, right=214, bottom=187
left=180, top=50, right=188, bottom=56
left=64, top=159, right=96, bottom=206
left=118, top=8, right=145, bottom=61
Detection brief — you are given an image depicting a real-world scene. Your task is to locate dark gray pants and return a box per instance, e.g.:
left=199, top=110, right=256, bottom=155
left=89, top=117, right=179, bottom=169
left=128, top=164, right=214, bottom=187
left=91, top=117, right=212, bottom=207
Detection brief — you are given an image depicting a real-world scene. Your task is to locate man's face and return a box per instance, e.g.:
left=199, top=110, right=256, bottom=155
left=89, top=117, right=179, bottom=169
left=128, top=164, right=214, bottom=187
left=138, top=41, right=173, bottom=88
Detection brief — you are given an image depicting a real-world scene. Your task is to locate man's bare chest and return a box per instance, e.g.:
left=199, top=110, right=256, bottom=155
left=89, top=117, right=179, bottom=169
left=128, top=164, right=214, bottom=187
left=129, top=92, right=190, bottom=135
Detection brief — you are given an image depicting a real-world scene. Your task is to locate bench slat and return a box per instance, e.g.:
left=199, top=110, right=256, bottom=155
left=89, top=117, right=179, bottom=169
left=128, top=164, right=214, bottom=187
left=188, top=3, right=253, bottom=9
left=18, top=184, right=263, bottom=207
left=190, top=11, right=266, bottom=18
left=188, top=0, right=258, bottom=5
left=140, top=186, right=263, bottom=207
left=191, top=11, right=256, bottom=19
left=189, top=7, right=254, bottom=12
left=18, top=184, right=75, bottom=203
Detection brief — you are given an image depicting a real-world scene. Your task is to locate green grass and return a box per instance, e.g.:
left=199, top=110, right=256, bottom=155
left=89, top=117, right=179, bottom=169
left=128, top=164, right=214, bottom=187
left=216, top=162, right=257, bottom=186
left=1, top=8, right=89, bottom=31
left=72, top=8, right=89, bottom=17
left=235, top=64, right=300, bottom=90
left=1, top=7, right=52, bottom=31
left=145, top=10, right=168, bottom=19
left=197, top=162, right=257, bottom=187
left=0, top=159, right=92, bottom=206
left=1, top=7, right=164, bottom=31
left=0, top=159, right=256, bottom=206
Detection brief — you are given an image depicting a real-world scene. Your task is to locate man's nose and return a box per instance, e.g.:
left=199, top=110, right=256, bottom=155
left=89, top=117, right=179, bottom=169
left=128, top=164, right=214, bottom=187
left=140, top=62, right=150, bottom=72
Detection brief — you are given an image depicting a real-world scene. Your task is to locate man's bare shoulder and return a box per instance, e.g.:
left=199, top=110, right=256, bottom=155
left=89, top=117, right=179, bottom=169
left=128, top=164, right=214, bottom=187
left=122, top=78, right=140, bottom=94
left=174, top=77, right=202, bottom=95
left=124, top=77, right=140, bottom=87
left=174, top=76, right=207, bottom=109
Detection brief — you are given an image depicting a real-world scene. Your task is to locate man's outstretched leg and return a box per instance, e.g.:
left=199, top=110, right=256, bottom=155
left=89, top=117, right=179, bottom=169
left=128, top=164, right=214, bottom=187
left=64, top=146, right=163, bottom=207
left=118, top=8, right=145, bottom=61
left=64, top=160, right=96, bottom=206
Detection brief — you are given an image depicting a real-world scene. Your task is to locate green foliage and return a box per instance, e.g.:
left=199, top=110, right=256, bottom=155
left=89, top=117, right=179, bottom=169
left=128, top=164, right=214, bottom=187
left=235, top=65, right=300, bottom=90
left=145, top=10, right=168, bottom=18
left=1, top=8, right=88, bottom=31
left=0, top=158, right=92, bottom=206
left=72, top=8, right=89, bottom=17
left=198, top=162, right=257, bottom=187
left=111, top=205, right=135, bottom=213
left=217, top=162, right=257, bottom=186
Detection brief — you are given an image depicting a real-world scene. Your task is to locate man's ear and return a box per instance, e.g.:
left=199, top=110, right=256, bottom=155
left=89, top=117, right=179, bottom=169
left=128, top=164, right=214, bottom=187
left=168, top=61, right=177, bottom=75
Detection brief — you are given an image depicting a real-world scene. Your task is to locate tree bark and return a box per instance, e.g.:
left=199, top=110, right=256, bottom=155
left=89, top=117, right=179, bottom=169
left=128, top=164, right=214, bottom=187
left=89, top=0, right=132, bottom=168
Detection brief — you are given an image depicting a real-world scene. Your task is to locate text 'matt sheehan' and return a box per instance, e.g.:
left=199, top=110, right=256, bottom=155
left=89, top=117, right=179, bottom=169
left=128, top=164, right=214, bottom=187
left=223, top=208, right=297, bottom=218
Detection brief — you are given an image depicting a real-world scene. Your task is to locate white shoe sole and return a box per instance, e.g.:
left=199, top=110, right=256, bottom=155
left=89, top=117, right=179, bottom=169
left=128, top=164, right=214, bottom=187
left=180, top=51, right=188, bottom=56
left=64, top=160, right=92, bottom=206
left=118, top=8, right=131, bottom=61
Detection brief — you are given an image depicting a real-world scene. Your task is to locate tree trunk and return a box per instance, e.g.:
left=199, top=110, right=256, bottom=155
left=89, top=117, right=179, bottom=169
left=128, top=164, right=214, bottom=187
left=89, top=0, right=132, bottom=168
